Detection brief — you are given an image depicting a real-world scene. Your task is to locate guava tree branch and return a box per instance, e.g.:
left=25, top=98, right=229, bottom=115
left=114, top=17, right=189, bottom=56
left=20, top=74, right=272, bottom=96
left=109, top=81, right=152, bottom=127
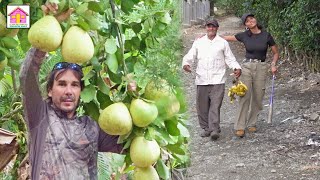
left=11, top=68, right=17, bottom=92
left=0, top=105, right=23, bottom=121
left=109, top=0, right=128, bottom=76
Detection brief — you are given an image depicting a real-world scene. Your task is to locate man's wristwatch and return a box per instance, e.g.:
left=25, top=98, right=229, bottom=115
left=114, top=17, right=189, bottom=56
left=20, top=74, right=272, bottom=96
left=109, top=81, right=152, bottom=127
left=271, top=62, right=276, bottom=67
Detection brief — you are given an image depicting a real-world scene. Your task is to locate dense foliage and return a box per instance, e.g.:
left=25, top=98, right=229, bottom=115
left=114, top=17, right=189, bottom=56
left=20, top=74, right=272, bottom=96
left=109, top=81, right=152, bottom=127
left=215, top=0, right=320, bottom=72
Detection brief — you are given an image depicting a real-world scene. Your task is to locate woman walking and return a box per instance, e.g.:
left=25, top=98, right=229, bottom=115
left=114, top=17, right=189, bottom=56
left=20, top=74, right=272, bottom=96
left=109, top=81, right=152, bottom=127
left=223, top=13, right=279, bottom=137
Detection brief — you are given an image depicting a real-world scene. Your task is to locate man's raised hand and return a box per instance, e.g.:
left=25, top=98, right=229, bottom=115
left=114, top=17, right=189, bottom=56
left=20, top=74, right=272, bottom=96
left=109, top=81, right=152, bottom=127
left=41, top=1, right=74, bottom=22
left=183, top=65, right=192, bottom=73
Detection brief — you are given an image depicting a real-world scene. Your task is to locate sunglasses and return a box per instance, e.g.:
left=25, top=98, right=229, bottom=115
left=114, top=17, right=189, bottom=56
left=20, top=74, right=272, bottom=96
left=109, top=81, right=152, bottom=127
left=52, top=62, right=83, bottom=74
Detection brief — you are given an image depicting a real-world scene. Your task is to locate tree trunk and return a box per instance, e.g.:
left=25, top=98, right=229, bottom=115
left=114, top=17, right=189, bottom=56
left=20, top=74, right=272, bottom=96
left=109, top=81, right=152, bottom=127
left=210, top=1, right=215, bottom=16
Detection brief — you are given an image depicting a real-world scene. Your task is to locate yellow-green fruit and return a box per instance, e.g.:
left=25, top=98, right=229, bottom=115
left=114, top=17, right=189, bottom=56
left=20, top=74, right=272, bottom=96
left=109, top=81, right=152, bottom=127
left=133, top=166, right=159, bottom=180
left=6, top=29, right=19, bottom=37
left=130, top=99, right=158, bottom=127
left=98, top=102, right=132, bottom=135
left=0, top=13, right=9, bottom=37
left=0, top=13, right=19, bottom=37
left=28, top=16, right=63, bottom=52
left=130, top=136, right=160, bottom=168
left=0, top=58, right=8, bottom=71
left=144, top=79, right=171, bottom=100
left=163, top=95, right=180, bottom=118
left=61, top=26, right=94, bottom=64
left=144, top=80, right=180, bottom=118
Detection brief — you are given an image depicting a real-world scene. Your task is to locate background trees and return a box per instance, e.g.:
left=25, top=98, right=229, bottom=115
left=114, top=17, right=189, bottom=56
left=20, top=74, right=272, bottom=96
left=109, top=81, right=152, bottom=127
left=0, top=0, right=189, bottom=179
left=215, top=0, right=320, bottom=72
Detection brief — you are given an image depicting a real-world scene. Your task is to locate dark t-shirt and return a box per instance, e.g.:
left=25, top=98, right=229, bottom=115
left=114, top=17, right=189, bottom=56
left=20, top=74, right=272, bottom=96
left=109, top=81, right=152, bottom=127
left=235, top=30, right=276, bottom=61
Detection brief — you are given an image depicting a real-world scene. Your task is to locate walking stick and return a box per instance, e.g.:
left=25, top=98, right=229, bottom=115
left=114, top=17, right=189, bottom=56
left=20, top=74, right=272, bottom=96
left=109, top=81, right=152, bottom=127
left=267, top=75, right=275, bottom=124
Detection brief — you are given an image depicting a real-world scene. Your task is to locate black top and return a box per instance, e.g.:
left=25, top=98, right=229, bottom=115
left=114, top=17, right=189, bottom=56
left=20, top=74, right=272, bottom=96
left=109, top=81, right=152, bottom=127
left=235, top=30, right=276, bottom=61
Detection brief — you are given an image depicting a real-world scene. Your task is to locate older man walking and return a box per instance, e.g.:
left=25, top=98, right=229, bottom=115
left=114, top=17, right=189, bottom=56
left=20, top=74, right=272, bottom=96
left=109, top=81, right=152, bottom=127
left=182, top=18, right=241, bottom=140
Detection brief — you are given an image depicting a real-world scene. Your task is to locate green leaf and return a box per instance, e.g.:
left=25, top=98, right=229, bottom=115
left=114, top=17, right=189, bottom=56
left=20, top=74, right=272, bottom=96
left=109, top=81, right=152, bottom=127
left=124, top=28, right=136, bottom=41
left=152, top=23, right=166, bottom=36
left=1, top=120, right=19, bottom=132
left=11, top=0, right=23, bottom=4
left=175, top=87, right=187, bottom=113
left=17, top=29, right=30, bottom=52
left=130, top=37, right=141, bottom=49
left=177, top=123, right=190, bottom=138
left=106, top=53, right=118, bottom=74
left=166, top=144, right=185, bottom=155
left=172, top=153, right=190, bottom=167
left=90, top=57, right=102, bottom=72
left=80, top=84, right=96, bottom=103
left=121, top=0, right=135, bottom=14
left=4, top=73, right=13, bottom=87
left=0, top=47, right=14, bottom=58
left=165, top=120, right=180, bottom=136
left=0, top=69, right=4, bottom=80
left=156, top=159, right=170, bottom=180
left=83, top=101, right=100, bottom=121
left=124, top=52, right=132, bottom=60
left=97, top=90, right=113, bottom=109
left=0, top=78, right=11, bottom=97
left=76, top=17, right=90, bottom=32
left=83, top=69, right=95, bottom=81
left=88, top=1, right=104, bottom=13
left=122, top=137, right=133, bottom=150
left=131, top=23, right=142, bottom=34
left=7, top=57, right=22, bottom=71
left=105, top=38, right=117, bottom=54
left=160, top=12, right=172, bottom=24
left=48, top=0, right=60, bottom=4
left=83, top=14, right=103, bottom=31
left=1, top=37, right=19, bottom=49
left=123, top=164, right=135, bottom=174
left=118, top=128, right=135, bottom=144
left=0, top=51, right=5, bottom=61
left=145, top=126, right=156, bottom=140
left=97, top=75, right=110, bottom=95
left=97, top=153, right=112, bottom=180
left=107, top=68, right=122, bottom=84
left=143, top=19, right=153, bottom=33
left=152, top=116, right=165, bottom=128
left=75, top=2, right=88, bottom=14
left=154, top=126, right=175, bottom=144
left=57, top=0, right=69, bottom=12
left=154, top=135, right=167, bottom=147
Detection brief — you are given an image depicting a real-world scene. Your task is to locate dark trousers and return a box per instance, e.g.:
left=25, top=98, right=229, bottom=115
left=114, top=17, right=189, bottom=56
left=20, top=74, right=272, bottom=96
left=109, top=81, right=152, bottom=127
left=196, top=84, right=225, bottom=133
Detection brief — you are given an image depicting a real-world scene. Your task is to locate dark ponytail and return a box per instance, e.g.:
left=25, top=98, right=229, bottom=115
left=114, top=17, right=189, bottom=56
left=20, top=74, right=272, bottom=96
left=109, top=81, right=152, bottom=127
left=257, top=22, right=263, bottom=30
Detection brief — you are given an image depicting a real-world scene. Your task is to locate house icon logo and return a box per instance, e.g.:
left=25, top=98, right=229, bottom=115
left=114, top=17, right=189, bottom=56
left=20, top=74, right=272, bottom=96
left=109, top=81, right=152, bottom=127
left=6, top=5, right=30, bottom=28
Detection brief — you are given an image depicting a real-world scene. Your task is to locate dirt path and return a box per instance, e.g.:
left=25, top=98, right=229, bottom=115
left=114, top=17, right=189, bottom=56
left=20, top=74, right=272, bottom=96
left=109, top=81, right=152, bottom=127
left=181, top=15, right=320, bottom=180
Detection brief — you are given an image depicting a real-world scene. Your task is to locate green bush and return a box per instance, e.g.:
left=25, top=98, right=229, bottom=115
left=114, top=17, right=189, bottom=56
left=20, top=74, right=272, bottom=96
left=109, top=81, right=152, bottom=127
left=216, top=0, right=320, bottom=72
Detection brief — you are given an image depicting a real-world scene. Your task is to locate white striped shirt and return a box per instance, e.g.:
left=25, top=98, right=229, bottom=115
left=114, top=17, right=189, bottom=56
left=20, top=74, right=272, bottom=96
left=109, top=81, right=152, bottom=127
left=182, top=34, right=241, bottom=85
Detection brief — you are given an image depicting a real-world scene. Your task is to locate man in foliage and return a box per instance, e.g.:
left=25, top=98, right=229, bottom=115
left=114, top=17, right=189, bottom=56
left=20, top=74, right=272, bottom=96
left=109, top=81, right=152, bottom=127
left=182, top=18, right=241, bottom=140
left=20, top=3, right=123, bottom=179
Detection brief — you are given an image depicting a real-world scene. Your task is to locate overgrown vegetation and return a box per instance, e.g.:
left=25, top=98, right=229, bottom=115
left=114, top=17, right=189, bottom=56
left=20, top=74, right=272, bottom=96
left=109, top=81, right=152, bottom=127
left=215, top=0, right=320, bottom=72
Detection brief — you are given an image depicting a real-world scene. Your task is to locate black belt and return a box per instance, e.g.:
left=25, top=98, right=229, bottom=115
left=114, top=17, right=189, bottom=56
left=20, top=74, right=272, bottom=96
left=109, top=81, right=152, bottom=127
left=243, top=58, right=265, bottom=63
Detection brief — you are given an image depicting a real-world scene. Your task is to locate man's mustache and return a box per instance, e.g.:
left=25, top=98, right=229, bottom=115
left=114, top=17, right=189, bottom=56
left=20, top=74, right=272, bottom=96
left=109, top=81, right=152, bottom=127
left=61, top=95, right=75, bottom=102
